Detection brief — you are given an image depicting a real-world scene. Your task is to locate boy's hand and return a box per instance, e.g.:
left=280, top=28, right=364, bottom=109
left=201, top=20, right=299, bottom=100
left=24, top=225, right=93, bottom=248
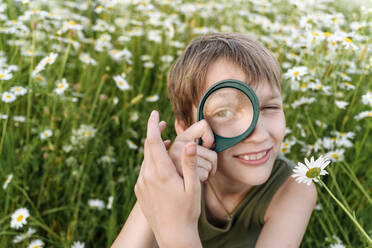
left=135, top=111, right=202, bottom=247
left=169, top=119, right=218, bottom=182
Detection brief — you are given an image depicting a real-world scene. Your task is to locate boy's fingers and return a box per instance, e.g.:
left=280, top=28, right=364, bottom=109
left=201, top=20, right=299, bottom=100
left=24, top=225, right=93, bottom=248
left=159, top=121, right=167, bottom=133
left=163, top=139, right=171, bottom=149
left=197, top=146, right=218, bottom=176
left=181, top=142, right=199, bottom=193
left=146, top=111, right=174, bottom=171
left=180, top=120, right=214, bottom=149
left=197, top=167, right=209, bottom=182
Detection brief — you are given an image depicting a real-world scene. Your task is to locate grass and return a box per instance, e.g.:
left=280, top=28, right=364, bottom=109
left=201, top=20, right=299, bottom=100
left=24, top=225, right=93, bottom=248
left=0, top=0, right=371, bottom=247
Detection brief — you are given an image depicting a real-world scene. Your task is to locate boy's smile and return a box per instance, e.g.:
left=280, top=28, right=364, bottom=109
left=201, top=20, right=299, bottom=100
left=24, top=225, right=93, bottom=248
left=191, top=58, right=286, bottom=196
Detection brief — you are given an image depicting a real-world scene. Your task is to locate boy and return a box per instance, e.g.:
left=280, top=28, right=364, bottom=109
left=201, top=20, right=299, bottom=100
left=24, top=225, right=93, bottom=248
left=112, top=33, right=317, bottom=247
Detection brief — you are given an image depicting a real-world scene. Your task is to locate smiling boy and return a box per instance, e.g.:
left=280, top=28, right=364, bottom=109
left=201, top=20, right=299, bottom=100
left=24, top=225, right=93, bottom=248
left=112, top=33, right=317, bottom=247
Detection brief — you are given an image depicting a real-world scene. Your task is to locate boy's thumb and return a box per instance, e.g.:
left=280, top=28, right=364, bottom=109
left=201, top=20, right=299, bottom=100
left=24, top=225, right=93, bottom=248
left=181, top=142, right=199, bottom=193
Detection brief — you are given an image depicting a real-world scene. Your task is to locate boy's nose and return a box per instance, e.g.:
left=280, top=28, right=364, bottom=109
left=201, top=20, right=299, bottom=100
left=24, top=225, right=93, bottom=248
left=241, top=116, right=269, bottom=144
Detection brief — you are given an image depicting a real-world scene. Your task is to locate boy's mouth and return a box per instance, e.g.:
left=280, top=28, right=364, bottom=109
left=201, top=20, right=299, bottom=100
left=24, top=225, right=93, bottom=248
left=233, top=148, right=272, bottom=164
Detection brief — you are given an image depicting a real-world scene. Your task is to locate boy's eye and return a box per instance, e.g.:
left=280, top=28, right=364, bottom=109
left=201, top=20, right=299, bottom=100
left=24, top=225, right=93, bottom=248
left=214, top=109, right=234, bottom=118
left=262, top=106, right=280, bottom=110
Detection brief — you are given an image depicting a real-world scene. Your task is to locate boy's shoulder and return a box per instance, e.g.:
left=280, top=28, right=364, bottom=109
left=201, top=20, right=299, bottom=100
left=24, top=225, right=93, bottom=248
left=264, top=155, right=317, bottom=223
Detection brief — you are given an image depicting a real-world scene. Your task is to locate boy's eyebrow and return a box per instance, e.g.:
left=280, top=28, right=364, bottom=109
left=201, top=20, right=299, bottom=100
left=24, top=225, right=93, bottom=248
left=261, top=91, right=281, bottom=101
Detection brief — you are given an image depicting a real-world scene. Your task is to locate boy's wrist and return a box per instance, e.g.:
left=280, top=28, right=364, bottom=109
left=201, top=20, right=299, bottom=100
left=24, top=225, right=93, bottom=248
left=156, top=225, right=202, bottom=248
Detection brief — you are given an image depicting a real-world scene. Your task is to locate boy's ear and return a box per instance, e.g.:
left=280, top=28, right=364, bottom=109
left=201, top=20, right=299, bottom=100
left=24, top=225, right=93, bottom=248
left=175, top=118, right=187, bottom=135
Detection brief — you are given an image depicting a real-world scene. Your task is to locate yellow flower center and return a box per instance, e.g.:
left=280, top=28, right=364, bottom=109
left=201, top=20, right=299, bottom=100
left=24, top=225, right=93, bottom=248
left=17, top=215, right=23, bottom=222
left=68, top=20, right=77, bottom=26
left=324, top=32, right=331, bottom=37
left=36, top=75, right=43, bottom=81
left=344, top=38, right=352, bottom=43
left=331, top=41, right=336, bottom=46
left=306, top=167, right=321, bottom=178
left=316, top=84, right=322, bottom=89
left=301, top=83, right=307, bottom=88
left=294, top=71, right=299, bottom=76
left=312, top=32, right=319, bottom=36
left=46, top=58, right=52, bottom=63
left=6, top=94, right=11, bottom=99
left=281, top=148, right=287, bottom=153
left=84, top=131, right=92, bottom=137
left=331, top=153, right=339, bottom=159
left=368, top=113, right=372, bottom=117
left=0, top=74, right=3, bottom=78
left=119, top=81, right=123, bottom=86
left=57, top=84, right=64, bottom=89
left=340, top=132, right=345, bottom=136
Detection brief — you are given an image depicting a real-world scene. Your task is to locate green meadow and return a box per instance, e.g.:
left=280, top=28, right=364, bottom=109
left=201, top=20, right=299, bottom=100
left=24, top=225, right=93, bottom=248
left=0, top=0, right=371, bottom=247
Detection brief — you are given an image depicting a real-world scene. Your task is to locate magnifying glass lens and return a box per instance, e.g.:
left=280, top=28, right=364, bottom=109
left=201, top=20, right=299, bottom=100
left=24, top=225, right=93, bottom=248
left=203, top=88, right=253, bottom=138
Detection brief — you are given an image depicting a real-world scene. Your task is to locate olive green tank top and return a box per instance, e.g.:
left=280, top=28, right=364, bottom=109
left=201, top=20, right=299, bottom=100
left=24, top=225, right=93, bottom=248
left=198, top=153, right=296, bottom=248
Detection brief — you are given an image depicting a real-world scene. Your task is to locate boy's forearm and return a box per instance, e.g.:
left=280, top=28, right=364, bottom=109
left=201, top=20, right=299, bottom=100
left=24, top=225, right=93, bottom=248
left=111, top=201, right=156, bottom=248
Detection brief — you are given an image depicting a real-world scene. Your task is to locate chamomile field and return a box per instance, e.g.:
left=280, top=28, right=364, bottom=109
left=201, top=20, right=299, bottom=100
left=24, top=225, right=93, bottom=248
left=0, top=0, right=371, bottom=247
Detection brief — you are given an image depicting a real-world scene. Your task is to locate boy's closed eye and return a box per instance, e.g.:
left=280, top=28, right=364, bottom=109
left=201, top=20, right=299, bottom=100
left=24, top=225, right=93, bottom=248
left=261, top=105, right=282, bottom=110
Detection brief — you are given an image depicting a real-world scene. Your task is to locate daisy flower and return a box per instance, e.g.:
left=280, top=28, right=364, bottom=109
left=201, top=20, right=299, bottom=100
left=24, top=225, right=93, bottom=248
left=0, top=69, right=13, bottom=80
left=3, top=173, right=13, bottom=189
left=130, top=112, right=139, bottom=122
left=13, top=116, right=26, bottom=122
left=79, top=53, right=97, bottom=65
left=146, top=94, right=159, bottom=102
left=55, top=78, right=69, bottom=95
left=40, top=129, right=53, bottom=140
left=33, top=74, right=46, bottom=86
left=127, top=139, right=138, bottom=150
left=326, top=149, right=345, bottom=162
left=27, top=239, right=44, bottom=248
left=354, top=110, right=372, bottom=120
left=10, top=208, right=30, bottom=229
left=10, top=86, right=27, bottom=96
left=335, top=100, right=349, bottom=109
left=361, top=92, right=372, bottom=107
left=144, top=61, right=154, bottom=68
left=292, top=156, right=330, bottom=186
left=33, top=53, right=58, bottom=76
left=88, top=199, right=105, bottom=210
left=12, top=227, right=36, bottom=243
left=2, top=91, right=16, bottom=103
left=113, top=75, right=130, bottom=91
left=71, top=241, right=85, bottom=248
left=284, top=66, right=308, bottom=81
left=107, top=196, right=114, bottom=210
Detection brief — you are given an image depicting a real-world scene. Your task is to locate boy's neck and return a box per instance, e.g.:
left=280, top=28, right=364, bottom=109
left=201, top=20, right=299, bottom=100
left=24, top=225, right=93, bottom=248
left=208, top=171, right=253, bottom=200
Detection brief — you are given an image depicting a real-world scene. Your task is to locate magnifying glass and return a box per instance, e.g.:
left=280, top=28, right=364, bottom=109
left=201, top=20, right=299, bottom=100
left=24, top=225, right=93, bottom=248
left=197, top=79, right=260, bottom=153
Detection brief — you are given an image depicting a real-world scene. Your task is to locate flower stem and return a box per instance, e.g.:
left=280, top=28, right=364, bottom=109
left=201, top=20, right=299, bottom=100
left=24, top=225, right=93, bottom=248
left=319, top=179, right=372, bottom=244
left=0, top=107, right=9, bottom=159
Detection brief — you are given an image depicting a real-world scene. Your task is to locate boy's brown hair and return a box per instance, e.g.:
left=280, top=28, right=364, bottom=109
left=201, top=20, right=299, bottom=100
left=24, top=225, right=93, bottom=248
left=167, top=33, right=281, bottom=127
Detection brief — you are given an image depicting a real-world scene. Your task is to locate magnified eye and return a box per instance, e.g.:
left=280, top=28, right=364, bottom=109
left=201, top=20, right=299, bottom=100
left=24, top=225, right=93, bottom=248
left=213, top=108, right=234, bottom=119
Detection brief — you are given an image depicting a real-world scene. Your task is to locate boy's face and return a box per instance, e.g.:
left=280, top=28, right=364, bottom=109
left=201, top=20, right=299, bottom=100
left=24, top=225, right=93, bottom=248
left=191, top=58, right=286, bottom=186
